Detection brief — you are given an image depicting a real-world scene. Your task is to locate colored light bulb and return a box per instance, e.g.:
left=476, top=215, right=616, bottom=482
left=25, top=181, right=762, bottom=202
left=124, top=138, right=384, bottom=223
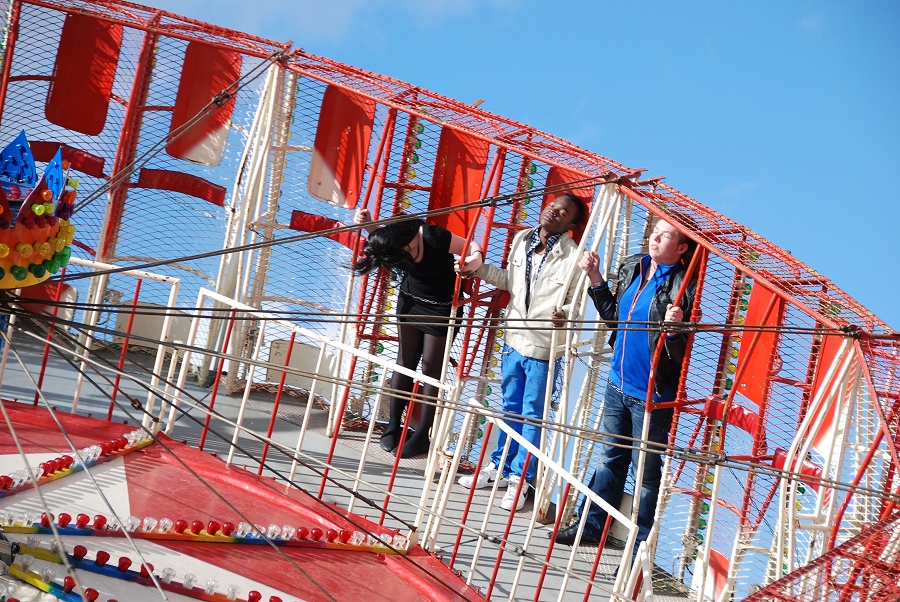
left=15, top=243, right=32, bottom=258
left=236, top=521, right=252, bottom=537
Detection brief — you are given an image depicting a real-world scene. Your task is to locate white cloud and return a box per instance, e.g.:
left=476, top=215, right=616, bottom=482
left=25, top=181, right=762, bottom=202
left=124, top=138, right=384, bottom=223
left=800, top=12, right=825, bottom=31
left=723, top=181, right=756, bottom=200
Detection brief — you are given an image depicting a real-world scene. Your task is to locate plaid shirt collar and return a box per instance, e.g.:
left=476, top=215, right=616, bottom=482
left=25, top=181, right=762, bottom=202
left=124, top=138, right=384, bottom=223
left=524, top=228, right=563, bottom=309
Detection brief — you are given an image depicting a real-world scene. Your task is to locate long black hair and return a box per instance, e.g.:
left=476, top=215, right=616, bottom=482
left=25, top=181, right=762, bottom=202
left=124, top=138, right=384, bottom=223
left=351, top=216, right=423, bottom=275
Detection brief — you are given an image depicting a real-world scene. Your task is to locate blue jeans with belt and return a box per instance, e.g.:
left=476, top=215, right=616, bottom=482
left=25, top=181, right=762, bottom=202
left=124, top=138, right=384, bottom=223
left=578, top=381, right=674, bottom=555
left=490, top=344, right=556, bottom=483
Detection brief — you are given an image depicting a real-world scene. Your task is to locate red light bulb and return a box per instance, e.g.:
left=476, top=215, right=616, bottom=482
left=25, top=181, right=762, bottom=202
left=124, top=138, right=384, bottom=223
left=72, top=545, right=87, bottom=561
left=174, top=519, right=189, bottom=534
left=95, top=550, right=110, bottom=566
left=57, top=513, right=72, bottom=528
left=117, top=557, right=132, bottom=571
left=139, top=562, right=154, bottom=578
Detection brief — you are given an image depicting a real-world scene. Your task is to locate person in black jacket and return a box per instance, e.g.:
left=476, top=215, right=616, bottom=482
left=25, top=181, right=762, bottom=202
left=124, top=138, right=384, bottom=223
left=554, top=217, right=696, bottom=558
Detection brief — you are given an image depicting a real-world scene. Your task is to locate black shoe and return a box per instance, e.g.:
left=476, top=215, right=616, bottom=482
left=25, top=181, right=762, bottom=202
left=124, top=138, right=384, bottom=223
left=397, top=436, right=430, bottom=459
left=552, top=523, right=601, bottom=547
left=380, top=430, right=399, bottom=453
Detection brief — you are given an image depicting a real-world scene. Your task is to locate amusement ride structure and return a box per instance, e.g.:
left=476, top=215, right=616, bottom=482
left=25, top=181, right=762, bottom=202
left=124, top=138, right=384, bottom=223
left=0, top=1, right=895, bottom=600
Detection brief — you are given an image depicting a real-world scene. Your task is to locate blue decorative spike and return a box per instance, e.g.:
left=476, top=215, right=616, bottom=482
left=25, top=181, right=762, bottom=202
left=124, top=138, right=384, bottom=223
left=43, top=147, right=65, bottom=201
left=0, top=130, right=37, bottom=189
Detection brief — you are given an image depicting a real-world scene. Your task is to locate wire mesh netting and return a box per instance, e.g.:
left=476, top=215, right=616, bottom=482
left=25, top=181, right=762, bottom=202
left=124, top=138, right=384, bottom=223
left=0, top=1, right=896, bottom=600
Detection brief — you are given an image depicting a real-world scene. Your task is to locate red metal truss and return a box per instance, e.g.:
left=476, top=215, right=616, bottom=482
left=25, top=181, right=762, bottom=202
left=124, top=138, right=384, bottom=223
left=743, top=510, right=900, bottom=602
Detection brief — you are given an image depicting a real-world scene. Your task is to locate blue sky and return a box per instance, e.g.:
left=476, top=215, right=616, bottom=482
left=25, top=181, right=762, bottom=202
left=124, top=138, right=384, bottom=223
left=150, top=0, right=899, bottom=330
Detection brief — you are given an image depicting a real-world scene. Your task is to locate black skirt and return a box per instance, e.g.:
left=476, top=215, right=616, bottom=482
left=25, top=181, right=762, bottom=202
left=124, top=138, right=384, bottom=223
left=396, top=291, right=463, bottom=338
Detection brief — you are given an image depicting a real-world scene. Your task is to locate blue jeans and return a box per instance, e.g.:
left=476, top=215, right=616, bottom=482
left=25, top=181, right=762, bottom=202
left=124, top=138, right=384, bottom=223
left=490, top=345, right=556, bottom=483
left=578, top=381, right=674, bottom=556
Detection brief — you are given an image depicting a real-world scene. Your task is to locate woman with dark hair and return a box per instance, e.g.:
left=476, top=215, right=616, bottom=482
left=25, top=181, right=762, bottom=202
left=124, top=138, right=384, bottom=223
left=353, top=208, right=483, bottom=458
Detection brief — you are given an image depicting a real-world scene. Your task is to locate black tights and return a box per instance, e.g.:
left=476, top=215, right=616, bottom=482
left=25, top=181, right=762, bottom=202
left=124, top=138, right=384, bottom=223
left=384, top=323, right=447, bottom=447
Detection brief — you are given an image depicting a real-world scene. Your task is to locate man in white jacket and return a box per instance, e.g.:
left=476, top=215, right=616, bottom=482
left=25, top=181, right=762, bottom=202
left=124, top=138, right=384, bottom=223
left=459, top=193, right=584, bottom=511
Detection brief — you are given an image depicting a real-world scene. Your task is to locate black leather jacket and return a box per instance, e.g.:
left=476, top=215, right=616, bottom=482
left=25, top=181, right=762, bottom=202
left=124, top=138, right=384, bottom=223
left=587, top=253, right=696, bottom=395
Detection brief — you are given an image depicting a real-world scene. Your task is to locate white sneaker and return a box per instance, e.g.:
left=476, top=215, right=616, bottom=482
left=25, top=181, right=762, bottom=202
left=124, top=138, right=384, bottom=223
left=458, top=462, right=507, bottom=489
left=501, top=476, right=527, bottom=511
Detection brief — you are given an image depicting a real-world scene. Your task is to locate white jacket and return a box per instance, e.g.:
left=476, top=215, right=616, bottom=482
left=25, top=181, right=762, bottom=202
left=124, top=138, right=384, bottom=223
left=474, top=228, right=580, bottom=360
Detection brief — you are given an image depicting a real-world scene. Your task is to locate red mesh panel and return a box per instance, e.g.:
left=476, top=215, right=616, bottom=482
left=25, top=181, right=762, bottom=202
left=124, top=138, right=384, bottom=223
left=136, top=168, right=226, bottom=206
left=808, top=333, right=847, bottom=454
left=166, top=42, right=241, bottom=166
left=772, top=448, right=824, bottom=492
left=289, top=210, right=360, bottom=250
left=45, top=13, right=122, bottom=136
left=703, top=395, right=760, bottom=435
left=427, top=127, right=488, bottom=238
left=30, top=141, right=105, bottom=177
left=308, top=85, right=376, bottom=208
left=735, top=284, right=785, bottom=406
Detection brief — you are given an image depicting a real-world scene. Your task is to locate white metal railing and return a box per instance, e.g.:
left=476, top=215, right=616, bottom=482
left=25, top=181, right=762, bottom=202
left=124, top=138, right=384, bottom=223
left=65, top=257, right=182, bottom=420
left=423, top=398, right=649, bottom=601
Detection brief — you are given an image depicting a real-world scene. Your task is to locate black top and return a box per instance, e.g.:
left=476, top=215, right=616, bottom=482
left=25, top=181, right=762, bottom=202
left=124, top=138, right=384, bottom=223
left=399, top=224, right=456, bottom=303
